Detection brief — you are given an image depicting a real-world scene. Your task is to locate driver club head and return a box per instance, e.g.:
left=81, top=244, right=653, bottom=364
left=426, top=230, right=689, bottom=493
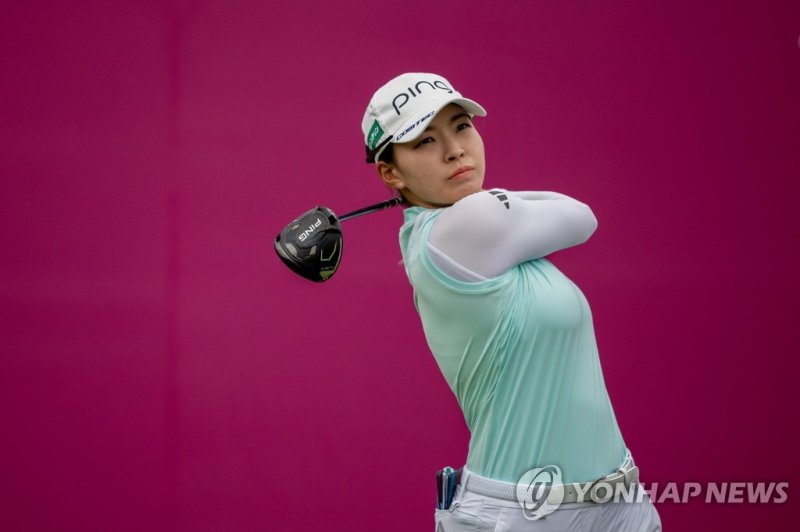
left=274, top=206, right=343, bottom=282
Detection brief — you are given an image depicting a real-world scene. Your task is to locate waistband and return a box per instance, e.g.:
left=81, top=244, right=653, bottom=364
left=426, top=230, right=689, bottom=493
left=461, top=449, right=639, bottom=505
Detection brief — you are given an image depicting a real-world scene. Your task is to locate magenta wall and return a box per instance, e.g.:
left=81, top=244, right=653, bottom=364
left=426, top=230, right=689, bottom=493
left=2, top=1, right=798, bottom=530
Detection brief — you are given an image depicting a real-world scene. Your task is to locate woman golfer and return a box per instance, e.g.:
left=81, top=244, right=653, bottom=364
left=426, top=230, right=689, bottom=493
left=361, top=73, right=662, bottom=531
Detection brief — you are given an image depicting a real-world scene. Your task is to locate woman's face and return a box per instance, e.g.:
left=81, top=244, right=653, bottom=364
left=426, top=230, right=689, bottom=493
left=378, top=104, right=485, bottom=208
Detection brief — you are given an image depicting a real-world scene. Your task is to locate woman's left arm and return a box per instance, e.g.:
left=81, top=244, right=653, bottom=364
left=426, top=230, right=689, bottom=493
left=429, top=189, right=598, bottom=279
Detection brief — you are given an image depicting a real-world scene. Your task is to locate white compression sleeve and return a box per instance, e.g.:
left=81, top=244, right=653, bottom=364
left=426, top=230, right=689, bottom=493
left=428, top=189, right=598, bottom=280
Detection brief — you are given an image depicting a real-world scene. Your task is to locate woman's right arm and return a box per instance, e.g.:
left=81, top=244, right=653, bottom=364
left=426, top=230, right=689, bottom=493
left=429, top=189, right=598, bottom=279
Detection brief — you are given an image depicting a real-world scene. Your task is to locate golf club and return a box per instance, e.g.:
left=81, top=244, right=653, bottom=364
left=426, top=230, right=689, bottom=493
left=274, top=197, right=403, bottom=282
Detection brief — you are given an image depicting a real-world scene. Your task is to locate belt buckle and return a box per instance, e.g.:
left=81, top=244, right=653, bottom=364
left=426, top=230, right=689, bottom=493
left=623, top=465, right=639, bottom=488
left=586, top=463, right=637, bottom=504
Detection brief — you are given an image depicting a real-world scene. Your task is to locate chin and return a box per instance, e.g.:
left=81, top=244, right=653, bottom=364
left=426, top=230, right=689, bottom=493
left=450, top=189, right=480, bottom=205
left=461, top=181, right=484, bottom=196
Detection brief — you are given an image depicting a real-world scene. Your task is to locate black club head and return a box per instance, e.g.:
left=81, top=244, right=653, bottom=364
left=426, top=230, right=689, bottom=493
left=274, top=206, right=343, bottom=282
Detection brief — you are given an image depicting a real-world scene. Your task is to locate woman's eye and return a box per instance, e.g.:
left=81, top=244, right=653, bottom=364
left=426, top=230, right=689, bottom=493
left=415, top=137, right=434, bottom=148
left=456, top=122, right=472, bottom=132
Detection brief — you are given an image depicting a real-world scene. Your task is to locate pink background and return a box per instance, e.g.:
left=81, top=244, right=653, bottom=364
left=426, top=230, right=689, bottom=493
left=2, top=1, right=798, bottom=530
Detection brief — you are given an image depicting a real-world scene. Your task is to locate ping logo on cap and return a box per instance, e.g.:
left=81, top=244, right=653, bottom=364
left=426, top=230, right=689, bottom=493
left=391, top=79, right=454, bottom=115
left=367, top=120, right=384, bottom=150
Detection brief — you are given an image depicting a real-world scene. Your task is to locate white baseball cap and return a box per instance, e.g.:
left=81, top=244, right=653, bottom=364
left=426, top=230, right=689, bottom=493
left=362, top=72, right=487, bottom=163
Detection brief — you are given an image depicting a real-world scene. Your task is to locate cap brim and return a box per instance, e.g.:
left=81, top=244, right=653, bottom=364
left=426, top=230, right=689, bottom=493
left=392, top=97, right=487, bottom=145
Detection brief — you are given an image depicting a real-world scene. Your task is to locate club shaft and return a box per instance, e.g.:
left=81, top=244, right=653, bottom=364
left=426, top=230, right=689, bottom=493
left=338, top=197, right=403, bottom=222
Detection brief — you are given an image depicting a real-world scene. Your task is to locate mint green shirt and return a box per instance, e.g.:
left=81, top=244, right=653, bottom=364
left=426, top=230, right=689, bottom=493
left=400, top=206, right=627, bottom=484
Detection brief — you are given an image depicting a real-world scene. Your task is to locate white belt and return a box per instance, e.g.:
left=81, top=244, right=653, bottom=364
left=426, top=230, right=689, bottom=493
left=463, top=452, right=639, bottom=504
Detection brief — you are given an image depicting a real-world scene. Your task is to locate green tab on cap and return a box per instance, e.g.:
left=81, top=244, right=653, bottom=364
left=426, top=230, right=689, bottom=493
left=367, top=120, right=384, bottom=150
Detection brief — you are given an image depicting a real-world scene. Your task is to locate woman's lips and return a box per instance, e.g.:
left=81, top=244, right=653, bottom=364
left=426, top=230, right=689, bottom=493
left=449, top=166, right=474, bottom=180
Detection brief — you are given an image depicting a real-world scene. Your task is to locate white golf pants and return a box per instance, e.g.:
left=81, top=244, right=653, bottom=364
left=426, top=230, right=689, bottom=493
left=434, top=475, right=662, bottom=531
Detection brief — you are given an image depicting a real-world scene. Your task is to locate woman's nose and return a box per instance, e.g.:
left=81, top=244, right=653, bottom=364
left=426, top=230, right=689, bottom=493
left=445, top=139, right=465, bottom=161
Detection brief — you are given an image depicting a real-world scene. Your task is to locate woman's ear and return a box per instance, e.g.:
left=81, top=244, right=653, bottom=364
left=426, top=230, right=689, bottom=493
left=376, top=162, right=405, bottom=191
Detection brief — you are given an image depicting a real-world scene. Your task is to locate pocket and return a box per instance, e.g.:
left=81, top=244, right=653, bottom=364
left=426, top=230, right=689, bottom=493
left=434, top=508, right=450, bottom=531
left=435, top=502, right=495, bottom=531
